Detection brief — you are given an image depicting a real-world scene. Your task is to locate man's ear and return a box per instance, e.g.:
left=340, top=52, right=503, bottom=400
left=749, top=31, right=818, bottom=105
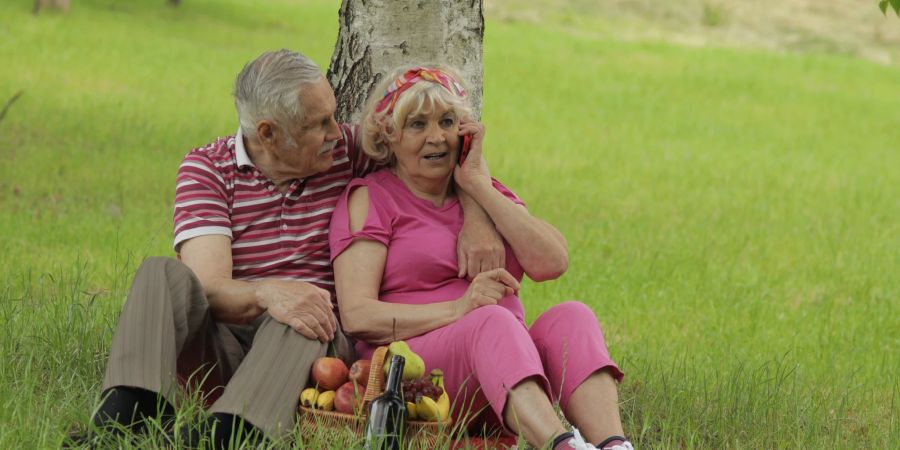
left=256, top=120, right=277, bottom=148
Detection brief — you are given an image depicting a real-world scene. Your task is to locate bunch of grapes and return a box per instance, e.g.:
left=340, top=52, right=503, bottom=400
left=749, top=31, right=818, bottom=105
left=401, top=377, right=443, bottom=403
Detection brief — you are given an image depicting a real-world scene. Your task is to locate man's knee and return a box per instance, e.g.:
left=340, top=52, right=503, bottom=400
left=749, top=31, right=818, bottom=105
left=126, top=257, right=204, bottom=315
left=256, top=315, right=330, bottom=353
left=136, top=256, right=194, bottom=281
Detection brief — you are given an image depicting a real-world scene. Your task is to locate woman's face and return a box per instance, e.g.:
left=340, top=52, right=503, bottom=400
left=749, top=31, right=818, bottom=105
left=390, top=103, right=460, bottom=182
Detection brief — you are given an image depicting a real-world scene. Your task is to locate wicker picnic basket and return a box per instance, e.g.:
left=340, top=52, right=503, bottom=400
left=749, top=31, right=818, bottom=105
left=298, top=346, right=454, bottom=447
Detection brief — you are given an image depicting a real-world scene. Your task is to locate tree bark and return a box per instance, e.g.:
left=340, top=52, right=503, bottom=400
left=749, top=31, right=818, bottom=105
left=33, top=0, right=70, bottom=14
left=327, top=0, right=484, bottom=124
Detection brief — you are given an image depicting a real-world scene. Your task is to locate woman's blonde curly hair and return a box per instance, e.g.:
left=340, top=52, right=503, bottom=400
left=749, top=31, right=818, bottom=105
left=360, top=64, right=472, bottom=166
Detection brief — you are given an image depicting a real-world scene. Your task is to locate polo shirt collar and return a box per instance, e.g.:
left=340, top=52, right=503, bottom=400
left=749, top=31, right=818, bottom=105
left=234, top=127, right=254, bottom=170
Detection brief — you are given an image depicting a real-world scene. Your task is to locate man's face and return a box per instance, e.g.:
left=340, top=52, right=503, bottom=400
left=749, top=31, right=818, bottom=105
left=276, top=77, right=341, bottom=178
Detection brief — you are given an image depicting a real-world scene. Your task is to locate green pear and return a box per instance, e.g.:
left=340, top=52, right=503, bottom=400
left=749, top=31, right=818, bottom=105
left=384, top=340, right=426, bottom=381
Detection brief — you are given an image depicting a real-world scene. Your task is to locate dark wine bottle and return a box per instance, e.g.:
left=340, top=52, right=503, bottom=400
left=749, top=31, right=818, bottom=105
left=364, top=354, right=408, bottom=450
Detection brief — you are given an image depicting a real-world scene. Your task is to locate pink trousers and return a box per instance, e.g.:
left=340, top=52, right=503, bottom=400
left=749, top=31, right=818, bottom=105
left=402, top=301, right=623, bottom=431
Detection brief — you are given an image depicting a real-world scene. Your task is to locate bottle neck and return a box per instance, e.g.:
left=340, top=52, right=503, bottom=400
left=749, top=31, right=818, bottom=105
left=383, top=355, right=405, bottom=394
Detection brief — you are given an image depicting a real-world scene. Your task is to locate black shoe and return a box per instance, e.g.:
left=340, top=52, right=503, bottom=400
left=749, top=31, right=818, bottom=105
left=165, top=414, right=267, bottom=450
left=61, top=426, right=132, bottom=449
left=61, top=430, right=98, bottom=449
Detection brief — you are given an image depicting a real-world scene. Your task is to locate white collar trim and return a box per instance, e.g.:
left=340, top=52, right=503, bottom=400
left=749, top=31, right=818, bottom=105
left=234, top=127, right=254, bottom=169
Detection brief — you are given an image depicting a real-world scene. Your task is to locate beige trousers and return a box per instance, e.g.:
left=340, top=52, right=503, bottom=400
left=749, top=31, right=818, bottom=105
left=101, top=257, right=354, bottom=437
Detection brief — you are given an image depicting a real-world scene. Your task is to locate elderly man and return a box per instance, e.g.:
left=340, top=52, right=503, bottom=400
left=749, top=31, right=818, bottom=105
left=69, top=49, right=503, bottom=447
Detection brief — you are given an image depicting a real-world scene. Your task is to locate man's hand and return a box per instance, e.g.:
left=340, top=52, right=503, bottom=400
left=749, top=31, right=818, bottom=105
left=456, top=211, right=506, bottom=280
left=256, top=280, right=337, bottom=342
left=454, top=119, right=505, bottom=279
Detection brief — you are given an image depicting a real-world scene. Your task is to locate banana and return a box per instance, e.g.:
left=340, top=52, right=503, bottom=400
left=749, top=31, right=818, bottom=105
left=406, top=401, right=418, bottom=420
left=415, top=395, right=441, bottom=422
left=429, top=368, right=450, bottom=421
left=300, top=388, right=319, bottom=408
left=435, top=391, right=450, bottom=421
left=316, top=390, right=336, bottom=411
left=429, top=368, right=445, bottom=389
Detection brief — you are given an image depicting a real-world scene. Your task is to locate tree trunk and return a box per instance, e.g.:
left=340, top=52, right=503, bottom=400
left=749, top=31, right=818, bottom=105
left=327, top=0, right=484, bottom=124
left=33, top=0, right=70, bottom=14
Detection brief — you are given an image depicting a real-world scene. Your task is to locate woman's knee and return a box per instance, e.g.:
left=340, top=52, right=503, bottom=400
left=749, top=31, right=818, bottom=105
left=534, top=300, right=594, bottom=326
left=531, top=301, right=606, bottom=341
left=462, top=305, right=521, bottom=330
left=458, top=305, right=527, bottom=347
left=548, top=300, right=595, bottom=319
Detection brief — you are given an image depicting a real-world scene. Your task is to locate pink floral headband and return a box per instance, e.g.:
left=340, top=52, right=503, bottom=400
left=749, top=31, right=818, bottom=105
left=375, top=67, right=467, bottom=114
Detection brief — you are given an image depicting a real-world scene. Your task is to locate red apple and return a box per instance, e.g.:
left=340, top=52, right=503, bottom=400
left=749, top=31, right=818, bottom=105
left=311, top=357, right=349, bottom=391
left=335, top=381, right=367, bottom=415
left=349, top=359, right=371, bottom=387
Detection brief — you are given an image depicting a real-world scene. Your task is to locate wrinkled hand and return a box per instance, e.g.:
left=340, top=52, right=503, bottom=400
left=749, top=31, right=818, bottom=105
left=456, top=268, right=520, bottom=316
left=257, top=280, right=336, bottom=342
left=457, top=215, right=506, bottom=280
left=453, top=120, right=491, bottom=194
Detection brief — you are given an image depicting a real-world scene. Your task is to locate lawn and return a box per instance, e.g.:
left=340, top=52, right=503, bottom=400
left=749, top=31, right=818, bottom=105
left=1, top=0, right=898, bottom=448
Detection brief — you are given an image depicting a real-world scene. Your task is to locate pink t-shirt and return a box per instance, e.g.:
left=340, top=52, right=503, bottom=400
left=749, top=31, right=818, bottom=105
left=329, top=169, right=527, bottom=327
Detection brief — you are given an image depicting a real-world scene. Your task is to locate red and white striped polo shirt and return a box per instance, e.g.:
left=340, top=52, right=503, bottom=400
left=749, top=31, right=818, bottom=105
left=173, top=124, right=376, bottom=291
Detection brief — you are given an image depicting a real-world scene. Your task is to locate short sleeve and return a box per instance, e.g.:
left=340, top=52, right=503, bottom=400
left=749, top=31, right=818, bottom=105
left=491, top=177, right=526, bottom=207
left=342, top=123, right=378, bottom=178
left=173, top=153, right=232, bottom=251
left=329, top=178, right=395, bottom=261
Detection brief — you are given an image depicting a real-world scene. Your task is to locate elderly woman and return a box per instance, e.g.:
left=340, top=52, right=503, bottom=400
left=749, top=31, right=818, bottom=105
left=329, top=66, right=633, bottom=450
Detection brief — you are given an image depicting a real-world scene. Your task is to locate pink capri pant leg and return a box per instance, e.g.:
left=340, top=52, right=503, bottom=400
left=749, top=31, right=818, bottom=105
left=529, top=301, right=624, bottom=411
left=404, top=301, right=622, bottom=430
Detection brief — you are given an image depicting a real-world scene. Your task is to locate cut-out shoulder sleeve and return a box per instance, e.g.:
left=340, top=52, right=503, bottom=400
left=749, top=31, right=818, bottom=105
left=492, top=177, right=526, bottom=207
left=329, top=177, right=395, bottom=261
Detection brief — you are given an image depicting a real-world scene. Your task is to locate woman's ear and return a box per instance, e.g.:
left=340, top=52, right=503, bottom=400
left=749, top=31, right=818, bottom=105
left=383, top=122, right=399, bottom=143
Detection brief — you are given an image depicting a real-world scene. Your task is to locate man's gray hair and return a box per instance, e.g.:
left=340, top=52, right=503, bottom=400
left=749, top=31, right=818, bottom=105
left=234, top=49, right=323, bottom=139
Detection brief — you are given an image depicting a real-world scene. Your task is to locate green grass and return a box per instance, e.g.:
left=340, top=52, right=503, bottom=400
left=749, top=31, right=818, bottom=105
left=2, top=0, right=898, bottom=448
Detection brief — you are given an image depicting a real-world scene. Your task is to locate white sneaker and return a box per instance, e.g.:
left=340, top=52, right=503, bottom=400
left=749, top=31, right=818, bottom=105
left=600, top=440, right=634, bottom=450
left=565, top=428, right=596, bottom=450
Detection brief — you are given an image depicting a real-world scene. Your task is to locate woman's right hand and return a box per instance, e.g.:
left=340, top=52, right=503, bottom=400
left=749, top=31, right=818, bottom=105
left=453, top=119, right=492, bottom=194
left=456, top=268, right=520, bottom=316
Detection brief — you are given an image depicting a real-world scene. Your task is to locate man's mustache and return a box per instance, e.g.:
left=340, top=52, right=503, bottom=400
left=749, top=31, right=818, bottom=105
left=319, top=139, right=337, bottom=154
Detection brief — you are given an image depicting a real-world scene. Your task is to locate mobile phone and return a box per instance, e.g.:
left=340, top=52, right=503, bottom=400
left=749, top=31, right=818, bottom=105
left=458, top=134, right=472, bottom=166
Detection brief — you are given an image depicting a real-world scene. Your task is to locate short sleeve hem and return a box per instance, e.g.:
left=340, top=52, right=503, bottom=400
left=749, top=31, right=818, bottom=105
left=173, top=226, right=233, bottom=252
left=491, top=177, right=526, bottom=207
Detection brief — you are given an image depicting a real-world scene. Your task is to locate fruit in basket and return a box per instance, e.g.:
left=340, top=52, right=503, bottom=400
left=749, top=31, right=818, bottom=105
left=406, top=401, right=418, bottom=420
left=311, top=357, right=349, bottom=391
left=384, top=341, right=425, bottom=381
left=430, top=368, right=445, bottom=388
left=316, top=390, right=336, bottom=411
left=435, top=390, right=450, bottom=421
left=335, top=381, right=367, bottom=415
left=349, top=359, right=371, bottom=387
left=401, top=376, right=444, bottom=402
left=300, top=387, right=319, bottom=408
left=415, top=395, right=448, bottom=422
left=430, top=369, right=451, bottom=420
left=404, top=369, right=450, bottom=422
